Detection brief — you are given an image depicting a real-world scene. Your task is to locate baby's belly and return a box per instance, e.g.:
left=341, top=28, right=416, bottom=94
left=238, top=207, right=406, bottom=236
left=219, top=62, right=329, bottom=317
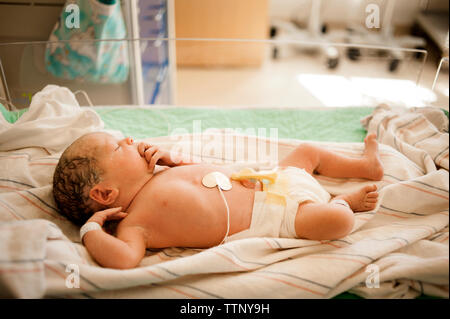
left=126, top=164, right=256, bottom=248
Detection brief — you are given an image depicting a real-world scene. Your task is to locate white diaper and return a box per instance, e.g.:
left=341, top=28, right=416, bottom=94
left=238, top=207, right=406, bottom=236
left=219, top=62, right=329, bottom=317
left=226, top=166, right=331, bottom=241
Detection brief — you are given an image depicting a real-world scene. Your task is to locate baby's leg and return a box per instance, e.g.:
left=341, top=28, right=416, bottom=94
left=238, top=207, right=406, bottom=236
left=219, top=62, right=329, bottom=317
left=279, top=133, right=384, bottom=181
left=295, top=185, right=378, bottom=240
left=294, top=201, right=354, bottom=240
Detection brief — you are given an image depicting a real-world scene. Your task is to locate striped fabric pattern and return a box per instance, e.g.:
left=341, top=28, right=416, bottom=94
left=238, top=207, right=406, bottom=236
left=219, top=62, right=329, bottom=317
left=0, top=107, right=448, bottom=299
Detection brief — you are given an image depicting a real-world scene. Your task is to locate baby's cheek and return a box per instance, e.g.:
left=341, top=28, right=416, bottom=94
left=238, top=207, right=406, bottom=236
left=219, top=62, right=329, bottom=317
left=120, top=157, right=143, bottom=173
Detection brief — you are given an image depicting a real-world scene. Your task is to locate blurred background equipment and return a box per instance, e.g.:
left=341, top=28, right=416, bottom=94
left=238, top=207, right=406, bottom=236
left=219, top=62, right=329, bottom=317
left=338, top=0, right=427, bottom=72
left=269, top=0, right=428, bottom=72
left=138, top=0, right=172, bottom=104
left=270, top=0, right=340, bottom=69
left=414, top=0, right=449, bottom=63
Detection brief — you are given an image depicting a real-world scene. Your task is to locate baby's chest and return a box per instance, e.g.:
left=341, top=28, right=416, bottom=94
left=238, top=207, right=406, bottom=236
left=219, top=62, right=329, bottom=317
left=129, top=181, right=223, bottom=225
left=125, top=187, right=227, bottom=247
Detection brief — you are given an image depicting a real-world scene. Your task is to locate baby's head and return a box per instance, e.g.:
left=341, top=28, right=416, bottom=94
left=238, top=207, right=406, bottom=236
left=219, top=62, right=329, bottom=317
left=53, top=132, right=108, bottom=226
left=53, top=132, right=149, bottom=226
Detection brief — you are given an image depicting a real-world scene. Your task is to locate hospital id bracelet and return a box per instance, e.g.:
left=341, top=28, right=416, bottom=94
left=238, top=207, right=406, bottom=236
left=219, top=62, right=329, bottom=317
left=80, top=222, right=103, bottom=243
left=331, top=199, right=351, bottom=209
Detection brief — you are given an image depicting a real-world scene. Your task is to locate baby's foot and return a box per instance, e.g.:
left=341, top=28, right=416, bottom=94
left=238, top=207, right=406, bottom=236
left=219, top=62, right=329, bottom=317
left=362, top=133, right=384, bottom=181
left=335, top=184, right=379, bottom=212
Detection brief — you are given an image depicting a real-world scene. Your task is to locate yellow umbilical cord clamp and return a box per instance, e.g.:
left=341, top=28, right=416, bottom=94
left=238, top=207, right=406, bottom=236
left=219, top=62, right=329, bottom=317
left=230, top=168, right=278, bottom=187
left=232, top=167, right=289, bottom=207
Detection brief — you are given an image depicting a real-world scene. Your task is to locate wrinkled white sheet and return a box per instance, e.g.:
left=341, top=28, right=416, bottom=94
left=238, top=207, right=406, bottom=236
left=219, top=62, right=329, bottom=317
left=0, top=87, right=448, bottom=298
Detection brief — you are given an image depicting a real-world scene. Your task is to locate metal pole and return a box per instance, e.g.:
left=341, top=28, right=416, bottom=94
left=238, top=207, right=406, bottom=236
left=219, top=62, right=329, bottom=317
left=432, top=57, right=449, bottom=91
left=0, top=58, right=12, bottom=111
left=382, top=0, right=396, bottom=39
left=308, top=0, right=322, bottom=37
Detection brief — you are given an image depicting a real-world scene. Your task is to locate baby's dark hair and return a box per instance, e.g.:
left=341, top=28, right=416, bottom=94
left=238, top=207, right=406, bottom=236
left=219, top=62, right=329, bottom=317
left=53, top=135, right=105, bottom=226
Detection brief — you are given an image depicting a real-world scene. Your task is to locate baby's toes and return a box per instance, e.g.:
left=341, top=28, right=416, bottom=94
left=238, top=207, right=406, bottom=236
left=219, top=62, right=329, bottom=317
left=364, top=202, right=377, bottom=210
left=363, top=185, right=377, bottom=193
left=367, top=191, right=378, bottom=198
left=366, top=192, right=378, bottom=203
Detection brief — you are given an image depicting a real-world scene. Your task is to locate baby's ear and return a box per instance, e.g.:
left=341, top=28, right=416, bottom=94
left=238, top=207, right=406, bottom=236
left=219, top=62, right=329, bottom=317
left=89, top=183, right=119, bottom=206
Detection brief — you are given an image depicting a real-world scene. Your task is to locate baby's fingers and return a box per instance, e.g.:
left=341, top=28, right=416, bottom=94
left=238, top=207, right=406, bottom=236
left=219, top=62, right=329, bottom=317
left=144, top=146, right=159, bottom=164
left=138, top=142, right=147, bottom=157
left=138, top=142, right=154, bottom=157
left=148, top=150, right=164, bottom=173
left=88, top=207, right=123, bottom=225
left=102, top=207, right=123, bottom=215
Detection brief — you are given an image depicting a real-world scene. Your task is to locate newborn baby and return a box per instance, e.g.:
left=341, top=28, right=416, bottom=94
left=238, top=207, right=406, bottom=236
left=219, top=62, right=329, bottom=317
left=53, top=132, right=383, bottom=269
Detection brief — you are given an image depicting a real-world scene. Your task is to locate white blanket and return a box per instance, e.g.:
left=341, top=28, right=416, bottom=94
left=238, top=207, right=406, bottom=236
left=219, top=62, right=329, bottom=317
left=0, top=86, right=448, bottom=298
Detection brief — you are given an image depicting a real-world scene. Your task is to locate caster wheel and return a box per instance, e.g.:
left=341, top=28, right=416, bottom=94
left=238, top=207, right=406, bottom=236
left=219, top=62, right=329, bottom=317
left=270, top=26, right=278, bottom=38
left=414, top=46, right=426, bottom=60
left=272, top=47, right=279, bottom=60
left=327, top=57, right=339, bottom=69
left=389, top=58, right=400, bottom=72
left=347, top=47, right=361, bottom=61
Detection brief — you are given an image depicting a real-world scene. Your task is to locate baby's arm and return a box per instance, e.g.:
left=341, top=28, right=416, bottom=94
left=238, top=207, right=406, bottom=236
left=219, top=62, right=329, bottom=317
left=82, top=207, right=146, bottom=269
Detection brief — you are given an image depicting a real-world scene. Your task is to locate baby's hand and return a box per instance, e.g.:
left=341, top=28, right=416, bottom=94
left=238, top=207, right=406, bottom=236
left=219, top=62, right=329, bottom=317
left=86, top=207, right=127, bottom=227
left=138, top=142, right=169, bottom=172
left=138, top=142, right=193, bottom=172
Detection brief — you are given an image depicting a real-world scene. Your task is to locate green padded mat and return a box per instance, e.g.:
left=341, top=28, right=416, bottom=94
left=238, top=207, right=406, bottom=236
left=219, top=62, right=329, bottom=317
left=0, top=103, right=28, bottom=123
left=1, top=104, right=372, bottom=143
left=95, top=107, right=373, bottom=143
